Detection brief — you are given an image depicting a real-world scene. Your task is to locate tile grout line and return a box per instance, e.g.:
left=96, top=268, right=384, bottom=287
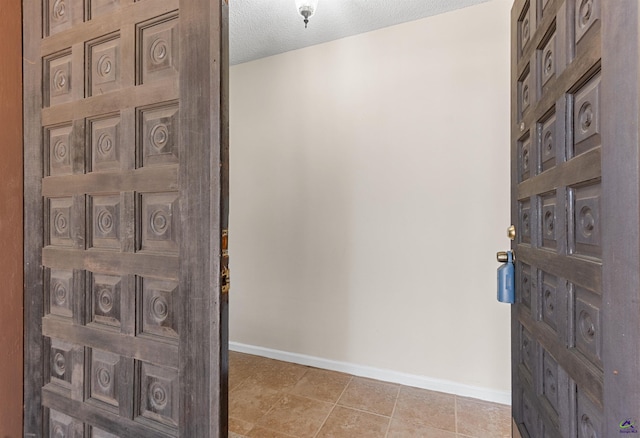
left=383, top=385, right=401, bottom=438
left=312, top=375, right=354, bottom=438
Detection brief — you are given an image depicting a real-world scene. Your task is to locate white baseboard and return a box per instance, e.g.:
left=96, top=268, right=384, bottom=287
left=229, top=341, right=511, bottom=406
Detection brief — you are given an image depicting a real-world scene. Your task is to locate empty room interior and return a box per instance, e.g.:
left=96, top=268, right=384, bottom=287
left=227, top=0, right=513, bottom=436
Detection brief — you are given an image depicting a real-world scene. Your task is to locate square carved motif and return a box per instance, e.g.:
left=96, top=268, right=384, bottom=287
left=541, top=351, right=560, bottom=414
left=137, top=362, right=179, bottom=429
left=574, top=76, right=600, bottom=153
left=45, top=0, right=73, bottom=36
left=541, top=34, right=556, bottom=87
left=46, top=124, right=73, bottom=176
left=518, top=134, right=531, bottom=182
left=50, top=339, right=74, bottom=388
left=540, top=114, right=556, bottom=172
left=90, top=115, right=121, bottom=172
left=138, top=14, right=179, bottom=84
left=89, top=348, right=121, bottom=407
left=540, top=192, right=557, bottom=250
left=49, top=409, right=82, bottom=438
left=90, top=195, right=121, bottom=250
left=574, top=289, right=602, bottom=368
left=139, top=278, right=178, bottom=340
left=138, top=103, right=179, bottom=167
left=49, top=197, right=74, bottom=247
left=541, top=271, right=558, bottom=330
left=46, top=52, right=73, bottom=107
left=90, top=273, right=122, bottom=328
left=139, top=192, right=179, bottom=253
left=49, top=269, right=74, bottom=318
left=575, top=0, right=600, bottom=44
left=570, top=182, right=601, bottom=259
left=88, top=35, right=121, bottom=96
left=519, top=199, right=532, bottom=245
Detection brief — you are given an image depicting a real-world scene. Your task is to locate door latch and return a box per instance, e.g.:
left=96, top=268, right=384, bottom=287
left=221, top=266, right=230, bottom=295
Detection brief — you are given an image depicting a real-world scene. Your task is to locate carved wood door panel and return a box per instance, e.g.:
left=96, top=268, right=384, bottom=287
left=23, top=0, right=229, bottom=436
left=511, top=1, right=640, bottom=436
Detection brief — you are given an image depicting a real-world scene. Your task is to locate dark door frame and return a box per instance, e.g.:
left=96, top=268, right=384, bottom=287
left=0, top=0, right=24, bottom=434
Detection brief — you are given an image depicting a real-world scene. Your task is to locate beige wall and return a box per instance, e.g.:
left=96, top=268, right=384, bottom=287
left=229, top=0, right=513, bottom=399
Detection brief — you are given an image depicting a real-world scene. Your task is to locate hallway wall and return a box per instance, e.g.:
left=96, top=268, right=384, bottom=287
left=229, top=0, right=512, bottom=400
left=0, top=0, right=23, bottom=434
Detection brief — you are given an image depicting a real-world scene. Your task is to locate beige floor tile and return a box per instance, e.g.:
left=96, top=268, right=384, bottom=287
left=247, top=426, right=298, bottom=438
left=455, top=397, right=511, bottom=438
left=230, top=352, right=264, bottom=390
left=386, top=418, right=457, bottom=438
left=229, top=381, right=283, bottom=423
left=229, top=432, right=247, bottom=438
left=316, top=406, right=390, bottom=438
left=393, top=386, right=456, bottom=433
left=244, top=358, right=309, bottom=392
left=256, top=394, right=333, bottom=437
left=337, top=377, right=399, bottom=417
left=229, top=417, right=254, bottom=435
left=289, top=368, right=352, bottom=403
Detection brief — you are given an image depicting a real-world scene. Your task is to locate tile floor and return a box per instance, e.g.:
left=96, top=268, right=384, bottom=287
left=229, top=352, right=511, bottom=438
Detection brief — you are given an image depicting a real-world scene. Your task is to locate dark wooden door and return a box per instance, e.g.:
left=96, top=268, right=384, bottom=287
left=23, top=0, right=229, bottom=436
left=511, top=1, right=640, bottom=436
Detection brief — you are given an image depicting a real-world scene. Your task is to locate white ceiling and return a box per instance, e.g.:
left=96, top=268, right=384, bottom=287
left=229, top=0, right=490, bottom=65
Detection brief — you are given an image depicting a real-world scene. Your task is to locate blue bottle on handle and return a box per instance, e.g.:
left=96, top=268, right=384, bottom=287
left=497, top=251, right=515, bottom=304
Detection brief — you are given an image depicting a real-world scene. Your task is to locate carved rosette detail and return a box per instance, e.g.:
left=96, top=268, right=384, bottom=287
left=53, top=140, right=68, bottom=163
left=149, top=124, right=169, bottom=151
left=544, top=209, right=554, bottom=236
left=579, top=0, right=593, bottom=29
left=522, top=17, right=530, bottom=44
left=523, top=84, right=530, bottom=107
left=544, top=288, right=555, bottom=314
left=52, top=281, right=68, bottom=306
left=97, top=54, right=113, bottom=78
left=544, top=130, right=553, bottom=154
left=96, top=367, right=112, bottom=390
left=54, top=211, right=69, bottom=235
left=149, top=381, right=168, bottom=410
left=53, top=69, right=67, bottom=91
left=544, top=50, right=553, bottom=76
left=522, top=212, right=530, bottom=235
left=150, top=296, right=169, bottom=322
left=52, top=0, right=66, bottom=21
left=579, top=205, right=596, bottom=238
left=150, top=210, right=169, bottom=236
left=97, top=209, right=114, bottom=235
left=53, top=352, right=66, bottom=376
left=579, top=102, right=594, bottom=133
left=579, top=310, right=596, bottom=342
left=150, top=39, right=169, bottom=65
left=97, top=288, right=114, bottom=313
left=97, top=132, right=114, bottom=157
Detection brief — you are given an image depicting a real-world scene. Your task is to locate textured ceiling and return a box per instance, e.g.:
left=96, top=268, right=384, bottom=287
left=230, top=0, right=490, bottom=65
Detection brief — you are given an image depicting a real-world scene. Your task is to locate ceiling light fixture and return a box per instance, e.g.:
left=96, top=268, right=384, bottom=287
left=296, top=0, right=318, bottom=28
